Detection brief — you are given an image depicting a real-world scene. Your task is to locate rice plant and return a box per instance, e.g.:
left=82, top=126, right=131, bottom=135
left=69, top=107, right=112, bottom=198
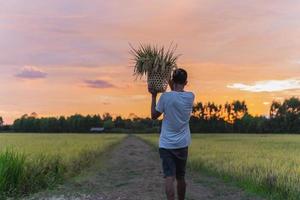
left=0, top=150, right=25, bottom=196
left=130, top=43, right=179, bottom=78
left=138, top=134, right=300, bottom=200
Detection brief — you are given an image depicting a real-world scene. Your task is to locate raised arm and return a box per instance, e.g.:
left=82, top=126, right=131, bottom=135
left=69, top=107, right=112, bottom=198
left=148, top=88, right=162, bottom=120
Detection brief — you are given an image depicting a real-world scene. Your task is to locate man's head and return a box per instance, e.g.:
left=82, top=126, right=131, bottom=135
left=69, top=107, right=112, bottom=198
left=172, top=68, right=188, bottom=85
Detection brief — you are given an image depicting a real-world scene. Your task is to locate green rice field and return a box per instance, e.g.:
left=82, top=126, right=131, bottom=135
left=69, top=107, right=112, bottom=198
left=2, top=133, right=300, bottom=199
left=0, top=133, right=125, bottom=160
left=0, top=133, right=125, bottom=198
left=139, top=134, right=300, bottom=200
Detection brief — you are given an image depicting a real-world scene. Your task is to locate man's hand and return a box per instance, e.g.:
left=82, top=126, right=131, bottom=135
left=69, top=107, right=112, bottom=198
left=148, top=86, right=158, bottom=97
left=148, top=86, right=162, bottom=120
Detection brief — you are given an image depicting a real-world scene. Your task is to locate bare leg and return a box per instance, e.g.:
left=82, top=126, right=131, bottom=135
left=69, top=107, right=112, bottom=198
left=165, top=176, right=175, bottom=200
left=177, top=178, right=186, bottom=200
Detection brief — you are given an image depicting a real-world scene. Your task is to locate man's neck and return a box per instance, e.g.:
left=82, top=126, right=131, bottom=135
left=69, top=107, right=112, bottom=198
left=172, top=84, right=185, bottom=92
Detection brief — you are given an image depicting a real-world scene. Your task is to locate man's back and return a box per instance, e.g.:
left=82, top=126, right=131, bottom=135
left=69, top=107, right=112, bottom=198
left=156, top=91, right=195, bottom=149
left=149, top=68, right=193, bottom=200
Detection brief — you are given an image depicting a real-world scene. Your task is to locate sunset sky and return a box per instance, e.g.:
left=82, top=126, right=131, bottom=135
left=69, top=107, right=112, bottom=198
left=1, top=0, right=300, bottom=124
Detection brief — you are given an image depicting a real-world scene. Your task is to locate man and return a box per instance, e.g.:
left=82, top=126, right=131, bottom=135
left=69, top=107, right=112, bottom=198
left=149, top=68, right=195, bottom=200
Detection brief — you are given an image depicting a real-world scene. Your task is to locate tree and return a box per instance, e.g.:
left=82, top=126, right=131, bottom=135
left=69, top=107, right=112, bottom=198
left=281, top=97, right=300, bottom=132
left=92, top=115, right=103, bottom=127
left=224, top=102, right=233, bottom=123
left=0, top=116, right=3, bottom=129
left=102, top=113, right=113, bottom=121
left=115, top=116, right=125, bottom=129
left=103, top=119, right=114, bottom=130
left=207, top=102, right=219, bottom=120
left=232, top=100, right=248, bottom=121
left=192, top=102, right=205, bottom=119
left=269, top=97, right=300, bottom=133
left=270, top=101, right=281, bottom=118
left=58, top=116, right=67, bottom=132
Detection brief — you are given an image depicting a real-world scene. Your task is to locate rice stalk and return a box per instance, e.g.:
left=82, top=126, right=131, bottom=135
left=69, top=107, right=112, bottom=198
left=130, top=43, right=179, bottom=78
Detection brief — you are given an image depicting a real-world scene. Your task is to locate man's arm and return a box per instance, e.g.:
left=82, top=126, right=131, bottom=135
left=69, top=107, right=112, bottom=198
left=151, top=93, right=162, bottom=120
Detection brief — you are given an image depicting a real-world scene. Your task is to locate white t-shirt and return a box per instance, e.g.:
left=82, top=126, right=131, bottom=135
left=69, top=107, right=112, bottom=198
left=156, top=91, right=195, bottom=149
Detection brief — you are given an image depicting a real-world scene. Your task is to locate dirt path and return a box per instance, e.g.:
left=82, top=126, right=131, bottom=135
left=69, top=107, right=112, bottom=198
left=25, top=136, right=263, bottom=200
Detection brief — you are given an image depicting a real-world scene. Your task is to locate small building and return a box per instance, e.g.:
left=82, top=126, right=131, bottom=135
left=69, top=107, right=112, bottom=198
left=90, top=127, right=105, bottom=133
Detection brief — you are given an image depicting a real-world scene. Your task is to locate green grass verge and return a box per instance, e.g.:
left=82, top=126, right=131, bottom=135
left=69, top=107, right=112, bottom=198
left=0, top=134, right=126, bottom=199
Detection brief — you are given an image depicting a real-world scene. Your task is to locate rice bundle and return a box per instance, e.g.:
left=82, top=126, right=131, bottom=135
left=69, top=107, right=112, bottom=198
left=130, top=44, right=179, bottom=93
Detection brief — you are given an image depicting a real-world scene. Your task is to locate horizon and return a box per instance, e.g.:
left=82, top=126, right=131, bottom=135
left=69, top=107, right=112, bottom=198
left=0, top=98, right=276, bottom=125
left=1, top=1, right=300, bottom=124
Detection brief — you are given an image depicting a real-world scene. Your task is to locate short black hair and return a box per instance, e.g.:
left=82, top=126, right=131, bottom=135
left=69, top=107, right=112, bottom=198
left=172, top=68, right=187, bottom=84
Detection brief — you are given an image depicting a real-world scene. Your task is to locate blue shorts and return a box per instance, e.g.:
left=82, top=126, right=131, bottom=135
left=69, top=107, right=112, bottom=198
left=159, top=147, right=188, bottom=180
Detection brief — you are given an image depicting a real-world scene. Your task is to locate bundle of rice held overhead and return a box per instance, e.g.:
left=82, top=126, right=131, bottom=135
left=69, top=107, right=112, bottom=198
left=131, top=44, right=179, bottom=93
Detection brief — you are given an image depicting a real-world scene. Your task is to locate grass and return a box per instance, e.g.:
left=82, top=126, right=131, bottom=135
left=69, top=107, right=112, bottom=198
left=138, top=134, right=300, bottom=200
left=0, top=150, right=25, bottom=196
left=0, top=133, right=126, bottom=198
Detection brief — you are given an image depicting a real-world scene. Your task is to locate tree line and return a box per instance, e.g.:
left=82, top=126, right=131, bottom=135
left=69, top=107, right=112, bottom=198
left=0, top=97, right=299, bottom=133
left=6, top=113, right=160, bottom=133
left=191, top=97, right=300, bottom=133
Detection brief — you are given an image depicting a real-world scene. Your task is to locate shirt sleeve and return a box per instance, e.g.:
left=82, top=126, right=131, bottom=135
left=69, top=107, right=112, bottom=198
left=155, top=93, right=165, bottom=113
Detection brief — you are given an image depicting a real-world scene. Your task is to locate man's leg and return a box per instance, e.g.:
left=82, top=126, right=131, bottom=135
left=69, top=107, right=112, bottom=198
left=159, top=148, right=177, bottom=200
left=165, top=176, right=176, bottom=200
left=177, top=178, right=186, bottom=200
left=174, top=147, right=188, bottom=200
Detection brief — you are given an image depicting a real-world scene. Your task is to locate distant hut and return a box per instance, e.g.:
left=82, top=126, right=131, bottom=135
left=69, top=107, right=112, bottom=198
left=90, top=127, right=105, bottom=133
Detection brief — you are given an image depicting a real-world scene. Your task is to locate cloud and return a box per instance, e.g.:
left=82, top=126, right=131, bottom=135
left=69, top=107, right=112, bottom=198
left=15, top=66, right=47, bottom=79
left=227, top=78, right=300, bottom=92
left=84, top=79, right=115, bottom=89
